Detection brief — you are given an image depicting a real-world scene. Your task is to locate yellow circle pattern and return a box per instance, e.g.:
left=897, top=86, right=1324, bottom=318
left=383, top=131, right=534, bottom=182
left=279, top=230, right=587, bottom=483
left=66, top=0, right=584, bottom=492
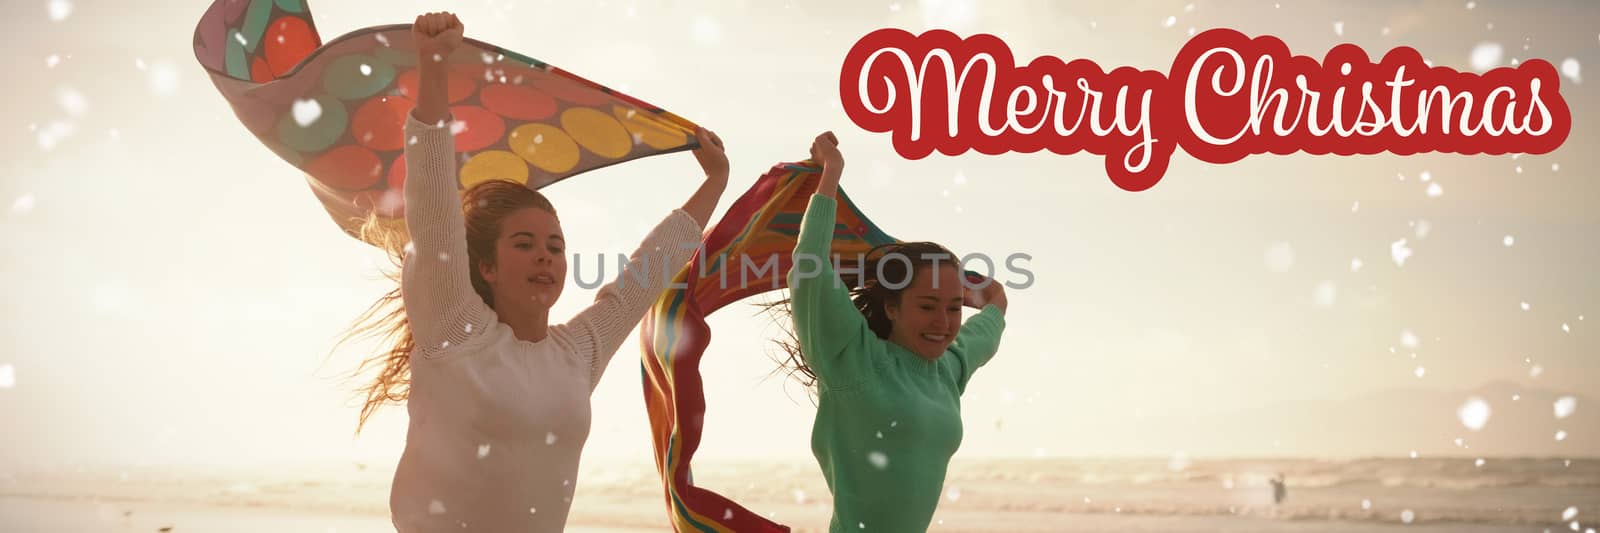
left=459, top=150, right=530, bottom=188
left=612, top=105, right=688, bottom=150
left=562, top=107, right=632, bottom=159
left=509, top=124, right=580, bottom=174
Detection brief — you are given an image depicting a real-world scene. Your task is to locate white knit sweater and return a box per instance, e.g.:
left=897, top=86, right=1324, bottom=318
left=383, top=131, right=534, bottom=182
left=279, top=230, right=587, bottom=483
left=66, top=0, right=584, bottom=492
left=389, top=113, right=701, bottom=532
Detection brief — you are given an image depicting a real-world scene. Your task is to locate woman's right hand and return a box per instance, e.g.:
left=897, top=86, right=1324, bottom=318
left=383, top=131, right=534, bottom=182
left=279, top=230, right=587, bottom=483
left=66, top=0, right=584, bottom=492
left=411, top=12, right=462, bottom=125
left=811, top=131, right=843, bottom=198
left=810, top=131, right=843, bottom=175
left=413, top=12, right=464, bottom=61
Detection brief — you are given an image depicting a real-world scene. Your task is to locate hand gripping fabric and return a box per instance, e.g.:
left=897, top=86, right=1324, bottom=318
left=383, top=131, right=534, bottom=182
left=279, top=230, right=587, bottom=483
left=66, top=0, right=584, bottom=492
left=193, top=0, right=699, bottom=244
left=641, top=161, right=900, bottom=533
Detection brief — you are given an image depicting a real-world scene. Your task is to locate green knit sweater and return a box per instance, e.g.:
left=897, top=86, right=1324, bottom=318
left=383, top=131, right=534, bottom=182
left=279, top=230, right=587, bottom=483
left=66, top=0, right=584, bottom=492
left=788, top=194, right=1007, bottom=532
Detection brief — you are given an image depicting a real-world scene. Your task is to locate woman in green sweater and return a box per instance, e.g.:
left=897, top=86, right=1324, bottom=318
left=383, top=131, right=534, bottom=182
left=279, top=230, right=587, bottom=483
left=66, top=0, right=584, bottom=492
left=780, top=131, right=1008, bottom=532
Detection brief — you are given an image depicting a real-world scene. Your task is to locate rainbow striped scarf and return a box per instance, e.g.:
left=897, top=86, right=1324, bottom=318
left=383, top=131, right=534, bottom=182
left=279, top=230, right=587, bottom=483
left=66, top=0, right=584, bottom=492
left=640, top=162, right=902, bottom=532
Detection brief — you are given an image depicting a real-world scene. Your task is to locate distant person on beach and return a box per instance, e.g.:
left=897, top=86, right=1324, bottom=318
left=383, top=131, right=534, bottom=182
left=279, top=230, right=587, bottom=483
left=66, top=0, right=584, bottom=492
left=1271, top=473, right=1288, bottom=504
left=765, top=131, right=1009, bottom=532
left=335, top=11, right=731, bottom=531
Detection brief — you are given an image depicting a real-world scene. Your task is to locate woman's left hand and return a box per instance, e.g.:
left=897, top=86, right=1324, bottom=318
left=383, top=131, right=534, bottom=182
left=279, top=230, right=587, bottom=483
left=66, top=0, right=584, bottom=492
left=963, top=277, right=1008, bottom=313
left=691, top=127, right=729, bottom=182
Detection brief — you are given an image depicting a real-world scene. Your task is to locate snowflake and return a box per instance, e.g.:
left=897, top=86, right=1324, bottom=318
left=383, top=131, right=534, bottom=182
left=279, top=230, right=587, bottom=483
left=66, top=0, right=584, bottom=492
left=292, top=99, right=322, bottom=127
left=47, top=0, right=72, bottom=21
left=1391, top=239, right=1413, bottom=267
left=1561, top=58, right=1581, bottom=83
left=1470, top=43, right=1503, bottom=72
left=1457, top=397, right=1490, bottom=430
left=1554, top=396, right=1576, bottom=419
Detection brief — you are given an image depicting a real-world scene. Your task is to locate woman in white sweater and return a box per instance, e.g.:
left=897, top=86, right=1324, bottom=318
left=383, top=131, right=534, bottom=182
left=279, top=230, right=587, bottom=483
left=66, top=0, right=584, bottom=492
left=344, top=12, right=729, bottom=532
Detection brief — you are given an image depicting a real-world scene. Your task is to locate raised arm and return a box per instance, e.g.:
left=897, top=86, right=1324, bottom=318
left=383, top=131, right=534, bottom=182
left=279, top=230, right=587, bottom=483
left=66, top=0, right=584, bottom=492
left=567, top=127, right=727, bottom=390
left=567, top=213, right=702, bottom=391
left=950, top=283, right=1008, bottom=392
left=787, top=132, right=873, bottom=383
left=677, top=127, right=730, bottom=228
left=400, top=12, right=487, bottom=359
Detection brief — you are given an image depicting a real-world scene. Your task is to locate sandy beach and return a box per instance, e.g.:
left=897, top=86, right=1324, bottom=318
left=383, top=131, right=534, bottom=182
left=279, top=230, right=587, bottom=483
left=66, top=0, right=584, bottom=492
left=2, top=457, right=1592, bottom=532
left=0, top=495, right=1567, bottom=533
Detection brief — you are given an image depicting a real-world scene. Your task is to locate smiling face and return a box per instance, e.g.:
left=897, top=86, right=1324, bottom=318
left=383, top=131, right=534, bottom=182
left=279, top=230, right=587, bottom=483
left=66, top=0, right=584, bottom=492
left=884, top=264, right=966, bottom=360
left=477, top=207, right=566, bottom=310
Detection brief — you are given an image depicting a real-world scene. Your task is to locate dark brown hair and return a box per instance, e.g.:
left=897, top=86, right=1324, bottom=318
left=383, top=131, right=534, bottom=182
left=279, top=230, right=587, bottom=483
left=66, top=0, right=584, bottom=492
left=764, top=241, right=957, bottom=390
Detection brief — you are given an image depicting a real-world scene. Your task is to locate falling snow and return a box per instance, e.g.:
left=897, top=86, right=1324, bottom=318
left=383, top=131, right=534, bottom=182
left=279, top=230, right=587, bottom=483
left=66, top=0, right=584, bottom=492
left=1563, top=506, right=1579, bottom=521
left=1504, top=235, right=1515, bottom=247
left=1351, top=258, right=1364, bottom=272
left=1401, top=509, right=1415, bottom=523
left=36, top=121, right=74, bottom=151
left=1457, top=397, right=1491, bottom=431
left=1400, top=330, right=1420, bottom=349
left=868, top=451, right=889, bottom=469
left=289, top=98, right=320, bottom=126
left=48, top=0, right=72, bottom=21
left=0, top=364, right=14, bottom=389
left=1554, top=396, right=1576, bottom=419
left=1561, top=58, right=1581, bottom=83
left=1391, top=239, right=1413, bottom=267
left=1470, top=42, right=1503, bottom=72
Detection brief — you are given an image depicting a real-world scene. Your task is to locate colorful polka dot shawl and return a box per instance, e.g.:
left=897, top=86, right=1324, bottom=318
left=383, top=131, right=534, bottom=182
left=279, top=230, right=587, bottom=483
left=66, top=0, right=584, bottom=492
left=192, top=0, right=698, bottom=245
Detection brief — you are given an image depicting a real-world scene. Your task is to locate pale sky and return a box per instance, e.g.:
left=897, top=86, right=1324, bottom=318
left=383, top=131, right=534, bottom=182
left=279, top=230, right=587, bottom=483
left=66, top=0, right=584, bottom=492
left=1, top=0, right=1596, bottom=470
